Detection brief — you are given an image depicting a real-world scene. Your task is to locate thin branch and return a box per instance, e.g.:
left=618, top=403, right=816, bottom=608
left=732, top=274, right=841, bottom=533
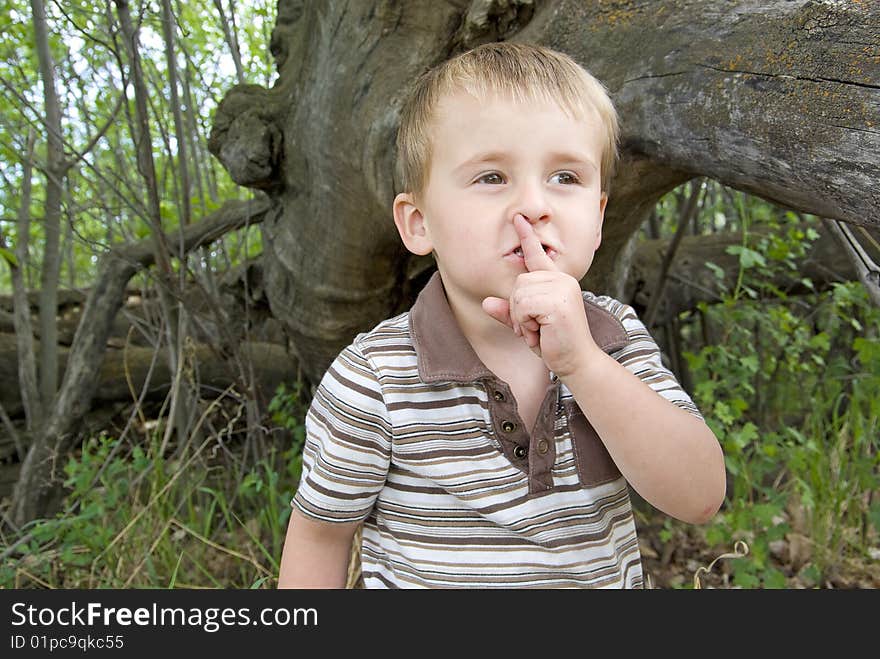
left=644, top=179, right=705, bottom=327
left=0, top=402, right=25, bottom=462
left=824, top=219, right=880, bottom=308
left=68, top=91, right=126, bottom=168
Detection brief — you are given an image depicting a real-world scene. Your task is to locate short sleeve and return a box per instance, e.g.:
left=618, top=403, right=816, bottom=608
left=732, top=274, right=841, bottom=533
left=292, top=341, right=393, bottom=523
left=603, top=299, right=704, bottom=421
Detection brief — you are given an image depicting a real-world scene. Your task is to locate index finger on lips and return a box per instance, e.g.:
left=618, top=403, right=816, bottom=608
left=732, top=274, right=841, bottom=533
left=514, top=214, right=558, bottom=273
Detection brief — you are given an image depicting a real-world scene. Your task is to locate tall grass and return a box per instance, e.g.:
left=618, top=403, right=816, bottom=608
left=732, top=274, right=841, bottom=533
left=0, top=383, right=308, bottom=589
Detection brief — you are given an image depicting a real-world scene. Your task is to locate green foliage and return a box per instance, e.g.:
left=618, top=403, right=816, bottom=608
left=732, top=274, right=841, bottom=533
left=679, top=204, right=880, bottom=588
left=267, top=380, right=310, bottom=489
left=0, top=0, right=277, bottom=292
left=0, top=387, right=309, bottom=588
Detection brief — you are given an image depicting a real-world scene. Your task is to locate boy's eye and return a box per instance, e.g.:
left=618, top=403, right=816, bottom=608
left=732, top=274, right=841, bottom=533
left=550, top=171, right=580, bottom=185
left=475, top=172, right=505, bottom=185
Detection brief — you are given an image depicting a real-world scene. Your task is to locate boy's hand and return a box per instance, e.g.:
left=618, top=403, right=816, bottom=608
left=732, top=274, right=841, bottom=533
left=482, top=215, right=600, bottom=378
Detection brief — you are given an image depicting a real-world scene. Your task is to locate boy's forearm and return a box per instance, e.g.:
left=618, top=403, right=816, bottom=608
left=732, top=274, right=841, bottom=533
left=562, top=350, right=726, bottom=525
left=278, top=508, right=359, bottom=589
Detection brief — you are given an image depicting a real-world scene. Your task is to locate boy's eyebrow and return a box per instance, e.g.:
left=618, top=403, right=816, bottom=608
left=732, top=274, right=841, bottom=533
left=545, top=150, right=600, bottom=171
left=453, top=150, right=599, bottom=173
left=452, top=152, right=508, bottom=174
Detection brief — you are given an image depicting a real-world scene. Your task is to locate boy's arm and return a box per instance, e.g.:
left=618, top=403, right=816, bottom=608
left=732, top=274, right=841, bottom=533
left=484, top=215, right=725, bottom=525
left=561, top=349, right=725, bottom=525
left=278, top=508, right=360, bottom=588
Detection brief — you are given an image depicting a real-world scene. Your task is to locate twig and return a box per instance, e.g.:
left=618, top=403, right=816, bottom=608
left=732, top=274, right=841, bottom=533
left=644, top=179, right=705, bottom=327
left=693, top=540, right=750, bottom=589
left=123, top=515, right=176, bottom=588
left=0, top=401, right=24, bottom=461
left=824, top=219, right=880, bottom=308
left=168, top=518, right=272, bottom=576
left=16, top=566, right=54, bottom=589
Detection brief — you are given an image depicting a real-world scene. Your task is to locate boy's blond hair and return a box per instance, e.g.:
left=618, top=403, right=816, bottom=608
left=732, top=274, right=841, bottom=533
left=396, top=42, right=620, bottom=197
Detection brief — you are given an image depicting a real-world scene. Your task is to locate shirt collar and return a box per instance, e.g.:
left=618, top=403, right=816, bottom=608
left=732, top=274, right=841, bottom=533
left=409, top=272, right=629, bottom=383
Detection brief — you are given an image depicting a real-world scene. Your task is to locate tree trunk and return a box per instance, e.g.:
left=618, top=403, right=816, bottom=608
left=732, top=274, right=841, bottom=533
left=209, top=0, right=880, bottom=384
left=7, top=130, right=42, bottom=429
left=31, top=0, right=67, bottom=408
left=213, top=0, right=246, bottom=84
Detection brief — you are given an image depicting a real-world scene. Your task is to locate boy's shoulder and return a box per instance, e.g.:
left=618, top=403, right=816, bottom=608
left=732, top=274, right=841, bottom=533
left=350, top=310, right=412, bottom=346
left=579, top=290, right=637, bottom=354
left=343, top=310, right=419, bottom=372
left=581, top=290, right=648, bottom=339
left=581, top=289, right=638, bottom=322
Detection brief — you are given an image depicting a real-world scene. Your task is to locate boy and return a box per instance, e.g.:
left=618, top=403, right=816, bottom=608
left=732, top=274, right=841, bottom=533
left=278, top=42, right=725, bottom=588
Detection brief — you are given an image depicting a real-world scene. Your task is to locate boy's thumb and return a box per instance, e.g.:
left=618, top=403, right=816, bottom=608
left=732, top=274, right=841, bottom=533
left=482, top=297, right=513, bottom=329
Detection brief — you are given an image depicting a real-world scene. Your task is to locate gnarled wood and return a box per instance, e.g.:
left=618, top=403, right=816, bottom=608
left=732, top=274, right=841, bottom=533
left=209, top=0, right=879, bottom=384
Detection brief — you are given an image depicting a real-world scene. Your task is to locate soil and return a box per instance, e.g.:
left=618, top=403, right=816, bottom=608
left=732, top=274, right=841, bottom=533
left=634, top=503, right=880, bottom=589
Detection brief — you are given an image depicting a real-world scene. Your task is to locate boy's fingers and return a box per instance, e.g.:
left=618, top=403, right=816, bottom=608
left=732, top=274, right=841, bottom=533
left=514, top=214, right=558, bottom=273
left=482, top=297, right=514, bottom=330
left=523, top=327, right=540, bottom=350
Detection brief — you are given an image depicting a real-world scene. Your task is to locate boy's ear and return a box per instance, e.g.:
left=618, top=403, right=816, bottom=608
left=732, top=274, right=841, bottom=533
left=595, top=193, right=608, bottom=250
left=393, top=192, right=433, bottom=256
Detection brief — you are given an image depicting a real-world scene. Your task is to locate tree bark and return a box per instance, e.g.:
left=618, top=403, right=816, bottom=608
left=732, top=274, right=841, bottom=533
left=161, top=0, right=193, bottom=229
left=0, top=338, right=294, bottom=430
left=6, top=130, right=42, bottom=429
left=9, top=197, right=272, bottom=525
left=210, top=0, right=880, bottom=384
left=31, top=0, right=67, bottom=408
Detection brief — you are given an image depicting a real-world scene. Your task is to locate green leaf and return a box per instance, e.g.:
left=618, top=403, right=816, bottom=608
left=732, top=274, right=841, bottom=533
left=808, top=332, right=830, bottom=351
left=714, top=400, right=735, bottom=425
left=799, top=564, right=821, bottom=587
left=868, top=502, right=880, bottom=534
left=740, top=355, right=759, bottom=374
left=704, top=261, right=725, bottom=281
left=733, top=569, right=760, bottom=589
left=763, top=568, right=787, bottom=589
left=726, top=245, right=767, bottom=269
left=0, top=247, right=18, bottom=267
left=731, top=422, right=758, bottom=450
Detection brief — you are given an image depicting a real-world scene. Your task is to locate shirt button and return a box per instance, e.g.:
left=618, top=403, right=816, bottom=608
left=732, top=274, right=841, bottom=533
left=501, top=420, right=517, bottom=433
left=513, top=445, right=528, bottom=459
left=493, top=391, right=505, bottom=402
left=537, top=439, right=550, bottom=455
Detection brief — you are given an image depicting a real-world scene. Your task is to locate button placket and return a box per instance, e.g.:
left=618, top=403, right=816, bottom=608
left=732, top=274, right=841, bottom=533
left=486, top=381, right=529, bottom=467
left=525, top=380, right=562, bottom=493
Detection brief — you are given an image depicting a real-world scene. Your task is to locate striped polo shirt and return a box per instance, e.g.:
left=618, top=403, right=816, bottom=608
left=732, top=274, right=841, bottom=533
left=293, top=272, right=702, bottom=588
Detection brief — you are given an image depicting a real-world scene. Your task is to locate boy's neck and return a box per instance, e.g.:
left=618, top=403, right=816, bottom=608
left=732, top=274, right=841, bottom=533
left=442, top=282, right=547, bottom=375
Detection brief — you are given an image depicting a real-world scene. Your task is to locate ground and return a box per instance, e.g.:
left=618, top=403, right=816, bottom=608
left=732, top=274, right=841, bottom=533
left=635, top=504, right=880, bottom=589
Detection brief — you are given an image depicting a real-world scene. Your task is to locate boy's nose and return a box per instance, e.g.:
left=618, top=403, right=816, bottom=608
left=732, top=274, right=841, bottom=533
left=511, top=182, right=551, bottom=225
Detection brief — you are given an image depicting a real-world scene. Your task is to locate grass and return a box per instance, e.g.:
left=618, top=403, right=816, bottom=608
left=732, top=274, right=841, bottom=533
left=0, top=385, right=305, bottom=589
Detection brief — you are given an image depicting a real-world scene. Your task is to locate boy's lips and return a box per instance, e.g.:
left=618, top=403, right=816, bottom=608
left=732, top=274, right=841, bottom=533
left=504, top=242, right=558, bottom=260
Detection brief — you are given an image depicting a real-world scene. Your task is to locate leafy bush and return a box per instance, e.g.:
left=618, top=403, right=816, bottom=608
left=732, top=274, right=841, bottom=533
left=682, top=211, right=879, bottom=587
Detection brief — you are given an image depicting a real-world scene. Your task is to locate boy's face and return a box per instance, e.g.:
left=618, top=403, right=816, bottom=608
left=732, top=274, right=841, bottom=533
left=394, top=90, right=608, bottom=311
